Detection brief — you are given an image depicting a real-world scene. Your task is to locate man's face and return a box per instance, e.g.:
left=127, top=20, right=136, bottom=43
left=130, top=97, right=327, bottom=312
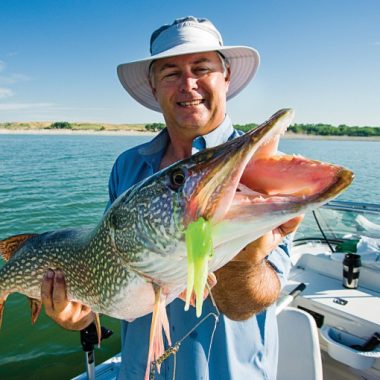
left=150, top=52, right=230, bottom=136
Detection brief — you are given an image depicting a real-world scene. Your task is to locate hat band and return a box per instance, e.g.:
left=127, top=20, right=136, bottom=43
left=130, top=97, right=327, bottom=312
left=151, top=24, right=223, bottom=55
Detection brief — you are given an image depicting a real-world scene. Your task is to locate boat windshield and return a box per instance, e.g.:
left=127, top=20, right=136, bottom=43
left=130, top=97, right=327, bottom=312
left=295, top=201, right=380, bottom=266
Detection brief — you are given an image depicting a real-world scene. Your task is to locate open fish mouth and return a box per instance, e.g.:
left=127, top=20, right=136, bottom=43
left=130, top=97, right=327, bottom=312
left=228, top=154, right=353, bottom=220
left=184, top=108, right=354, bottom=226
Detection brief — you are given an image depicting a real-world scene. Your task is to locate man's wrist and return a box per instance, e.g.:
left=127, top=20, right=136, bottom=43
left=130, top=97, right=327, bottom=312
left=233, top=244, right=267, bottom=265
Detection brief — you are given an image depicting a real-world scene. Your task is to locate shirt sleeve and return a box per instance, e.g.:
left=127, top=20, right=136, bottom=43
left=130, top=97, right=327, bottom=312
left=105, top=160, right=119, bottom=211
left=266, top=234, right=293, bottom=288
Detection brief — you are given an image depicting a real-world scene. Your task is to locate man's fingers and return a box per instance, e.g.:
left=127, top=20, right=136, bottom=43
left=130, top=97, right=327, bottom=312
left=178, top=289, right=186, bottom=302
left=40, top=269, right=94, bottom=330
left=178, top=289, right=196, bottom=307
left=207, top=272, right=217, bottom=289
left=41, top=269, right=69, bottom=314
left=76, top=311, right=95, bottom=330
left=272, top=215, right=304, bottom=245
left=70, top=303, right=95, bottom=330
left=51, top=269, right=69, bottom=313
left=41, top=269, right=55, bottom=312
left=278, top=215, right=304, bottom=236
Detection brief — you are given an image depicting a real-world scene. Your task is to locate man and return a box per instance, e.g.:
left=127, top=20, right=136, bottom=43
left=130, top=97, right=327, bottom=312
left=41, top=16, right=302, bottom=379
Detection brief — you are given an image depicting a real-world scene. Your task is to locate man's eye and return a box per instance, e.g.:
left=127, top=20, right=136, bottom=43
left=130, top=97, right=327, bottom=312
left=163, top=72, right=179, bottom=80
left=194, top=67, right=210, bottom=74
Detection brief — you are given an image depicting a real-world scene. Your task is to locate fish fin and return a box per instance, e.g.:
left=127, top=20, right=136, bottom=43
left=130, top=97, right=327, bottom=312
left=29, top=297, right=42, bottom=325
left=0, top=233, right=38, bottom=261
left=94, top=313, right=102, bottom=348
left=0, top=293, right=9, bottom=329
left=145, top=286, right=171, bottom=380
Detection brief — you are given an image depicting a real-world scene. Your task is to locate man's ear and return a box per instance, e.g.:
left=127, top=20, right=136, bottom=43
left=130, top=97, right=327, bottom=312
left=225, top=66, right=231, bottom=91
left=225, top=66, right=231, bottom=81
left=149, top=80, right=158, bottom=100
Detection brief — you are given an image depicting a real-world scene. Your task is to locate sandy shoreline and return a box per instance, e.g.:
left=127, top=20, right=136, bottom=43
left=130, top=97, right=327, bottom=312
left=0, top=128, right=379, bottom=141
left=282, top=133, right=380, bottom=142
left=0, top=128, right=157, bottom=137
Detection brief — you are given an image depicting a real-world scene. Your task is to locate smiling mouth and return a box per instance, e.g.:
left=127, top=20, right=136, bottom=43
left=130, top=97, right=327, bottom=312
left=177, top=100, right=205, bottom=107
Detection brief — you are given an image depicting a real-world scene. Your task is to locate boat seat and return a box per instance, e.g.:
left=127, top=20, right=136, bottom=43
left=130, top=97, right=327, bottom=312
left=277, top=307, right=323, bottom=380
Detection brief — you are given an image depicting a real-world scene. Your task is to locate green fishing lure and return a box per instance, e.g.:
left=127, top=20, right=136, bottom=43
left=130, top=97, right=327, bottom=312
left=184, top=217, right=214, bottom=317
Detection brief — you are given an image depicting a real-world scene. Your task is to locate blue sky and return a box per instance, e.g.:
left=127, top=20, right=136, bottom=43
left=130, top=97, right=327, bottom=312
left=0, top=0, right=379, bottom=126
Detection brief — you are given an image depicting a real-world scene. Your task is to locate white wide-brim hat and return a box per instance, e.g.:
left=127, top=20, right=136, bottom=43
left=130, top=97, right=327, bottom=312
left=117, top=16, right=260, bottom=113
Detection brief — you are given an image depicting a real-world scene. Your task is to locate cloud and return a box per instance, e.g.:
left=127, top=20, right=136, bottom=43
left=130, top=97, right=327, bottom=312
left=0, top=88, right=13, bottom=98
left=6, top=52, right=19, bottom=58
left=0, top=102, right=54, bottom=111
left=0, top=73, right=31, bottom=85
left=0, top=58, right=31, bottom=88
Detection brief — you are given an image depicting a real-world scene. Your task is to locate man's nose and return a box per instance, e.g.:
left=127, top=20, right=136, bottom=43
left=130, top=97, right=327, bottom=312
left=179, top=73, right=198, bottom=92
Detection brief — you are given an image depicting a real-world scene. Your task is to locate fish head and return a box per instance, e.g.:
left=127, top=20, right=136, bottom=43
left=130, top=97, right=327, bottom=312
left=108, top=108, right=353, bottom=268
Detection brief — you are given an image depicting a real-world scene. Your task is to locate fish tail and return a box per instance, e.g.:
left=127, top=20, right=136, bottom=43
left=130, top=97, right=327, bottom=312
left=0, top=233, right=42, bottom=326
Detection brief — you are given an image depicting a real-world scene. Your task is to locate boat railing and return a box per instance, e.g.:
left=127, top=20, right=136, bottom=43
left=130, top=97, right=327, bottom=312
left=324, top=200, right=380, bottom=214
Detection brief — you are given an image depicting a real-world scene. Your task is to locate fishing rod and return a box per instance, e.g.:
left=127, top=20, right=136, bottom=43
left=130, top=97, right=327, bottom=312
left=276, top=283, right=306, bottom=315
left=80, top=322, right=113, bottom=380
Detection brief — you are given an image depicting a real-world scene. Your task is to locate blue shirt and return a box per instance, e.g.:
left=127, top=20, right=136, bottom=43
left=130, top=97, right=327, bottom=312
left=107, top=116, right=292, bottom=380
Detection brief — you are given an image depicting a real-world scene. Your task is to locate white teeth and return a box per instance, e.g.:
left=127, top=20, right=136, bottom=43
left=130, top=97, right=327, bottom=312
left=178, top=100, right=203, bottom=107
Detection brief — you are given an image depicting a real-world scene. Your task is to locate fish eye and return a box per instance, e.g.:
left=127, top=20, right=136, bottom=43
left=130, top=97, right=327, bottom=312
left=170, top=169, right=186, bottom=190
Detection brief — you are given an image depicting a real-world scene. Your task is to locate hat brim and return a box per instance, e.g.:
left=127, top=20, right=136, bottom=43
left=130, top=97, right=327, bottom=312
left=117, top=45, right=260, bottom=112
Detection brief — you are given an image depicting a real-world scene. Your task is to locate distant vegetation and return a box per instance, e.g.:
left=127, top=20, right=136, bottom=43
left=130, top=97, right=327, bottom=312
left=235, top=122, right=380, bottom=137
left=49, top=121, right=72, bottom=129
left=1, top=120, right=379, bottom=138
left=234, top=123, right=258, bottom=133
left=288, top=123, right=380, bottom=137
left=145, top=123, right=166, bottom=132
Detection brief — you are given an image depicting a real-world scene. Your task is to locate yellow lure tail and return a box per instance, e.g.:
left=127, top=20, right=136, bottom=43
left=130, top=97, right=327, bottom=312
left=184, top=217, right=214, bottom=317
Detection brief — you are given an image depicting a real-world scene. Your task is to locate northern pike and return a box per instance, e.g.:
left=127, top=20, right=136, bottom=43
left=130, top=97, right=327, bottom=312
left=0, top=109, right=353, bottom=376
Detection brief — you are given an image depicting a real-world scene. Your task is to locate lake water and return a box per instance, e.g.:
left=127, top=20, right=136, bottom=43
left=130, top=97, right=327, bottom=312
left=0, top=134, right=379, bottom=379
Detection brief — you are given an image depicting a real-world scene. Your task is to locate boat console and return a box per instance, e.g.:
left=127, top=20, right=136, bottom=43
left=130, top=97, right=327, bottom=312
left=282, top=201, right=380, bottom=380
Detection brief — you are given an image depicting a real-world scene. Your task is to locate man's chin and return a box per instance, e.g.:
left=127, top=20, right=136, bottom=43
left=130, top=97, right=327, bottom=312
left=175, top=116, right=210, bottom=130
left=173, top=112, right=223, bottom=132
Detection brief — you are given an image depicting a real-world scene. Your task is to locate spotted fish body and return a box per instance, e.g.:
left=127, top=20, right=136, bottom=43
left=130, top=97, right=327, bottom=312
left=0, top=109, right=353, bottom=353
left=0, top=227, right=139, bottom=318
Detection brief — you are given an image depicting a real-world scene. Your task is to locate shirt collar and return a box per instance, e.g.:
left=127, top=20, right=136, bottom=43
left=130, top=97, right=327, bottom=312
left=191, top=114, right=234, bottom=154
left=138, top=114, right=234, bottom=169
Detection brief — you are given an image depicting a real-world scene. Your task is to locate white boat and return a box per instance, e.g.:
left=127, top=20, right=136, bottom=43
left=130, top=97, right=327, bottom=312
left=74, top=201, right=380, bottom=380
left=278, top=201, right=380, bottom=380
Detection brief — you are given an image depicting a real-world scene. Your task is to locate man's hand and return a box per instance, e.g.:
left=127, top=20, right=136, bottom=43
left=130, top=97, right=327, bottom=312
left=234, top=216, right=304, bottom=264
left=41, top=269, right=94, bottom=330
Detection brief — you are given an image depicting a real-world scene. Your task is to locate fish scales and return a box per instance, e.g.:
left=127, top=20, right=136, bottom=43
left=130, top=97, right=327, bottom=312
left=0, top=225, right=135, bottom=314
